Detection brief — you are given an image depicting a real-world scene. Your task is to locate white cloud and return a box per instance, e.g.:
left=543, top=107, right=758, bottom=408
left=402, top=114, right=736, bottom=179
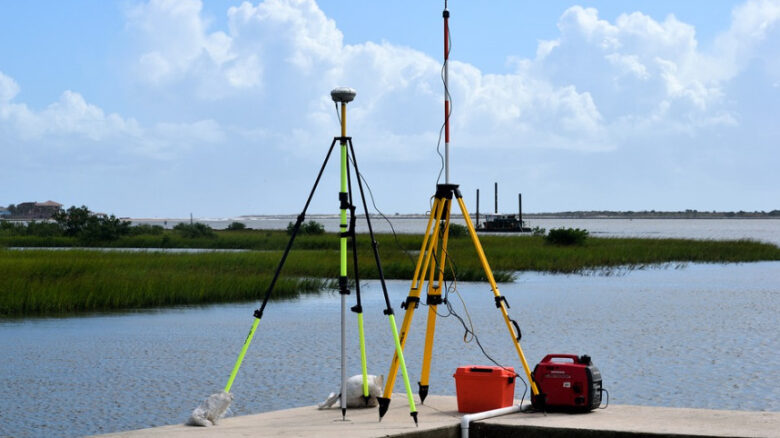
left=126, top=0, right=247, bottom=92
left=11, top=0, right=780, bottom=160
left=605, top=53, right=649, bottom=80
left=0, top=72, right=224, bottom=161
left=0, top=71, right=20, bottom=103
left=713, top=0, right=780, bottom=81
left=0, top=86, right=141, bottom=142
left=125, top=0, right=618, bottom=153
left=6, top=0, right=780, bottom=215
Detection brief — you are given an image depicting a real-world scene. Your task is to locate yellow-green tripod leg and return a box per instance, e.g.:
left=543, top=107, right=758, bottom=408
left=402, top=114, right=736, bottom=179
left=357, top=312, right=369, bottom=401
left=387, top=314, right=417, bottom=424
left=224, top=317, right=260, bottom=393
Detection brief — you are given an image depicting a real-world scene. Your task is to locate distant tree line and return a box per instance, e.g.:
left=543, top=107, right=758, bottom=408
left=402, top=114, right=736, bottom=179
left=0, top=205, right=222, bottom=243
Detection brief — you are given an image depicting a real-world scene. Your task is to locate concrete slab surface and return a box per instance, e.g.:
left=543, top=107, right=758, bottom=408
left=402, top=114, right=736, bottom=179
left=480, top=404, right=779, bottom=438
left=97, top=395, right=460, bottom=438
left=96, top=395, right=779, bottom=438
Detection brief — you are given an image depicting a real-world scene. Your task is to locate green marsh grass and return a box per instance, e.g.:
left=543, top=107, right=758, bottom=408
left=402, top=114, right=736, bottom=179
left=1, top=230, right=778, bottom=316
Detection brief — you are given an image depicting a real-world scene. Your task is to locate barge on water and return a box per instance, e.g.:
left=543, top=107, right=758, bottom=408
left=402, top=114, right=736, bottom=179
left=476, top=183, right=532, bottom=233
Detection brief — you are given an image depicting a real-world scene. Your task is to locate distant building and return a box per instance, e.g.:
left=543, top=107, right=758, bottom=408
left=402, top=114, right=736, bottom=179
left=0, top=207, right=10, bottom=217
left=11, top=201, right=63, bottom=219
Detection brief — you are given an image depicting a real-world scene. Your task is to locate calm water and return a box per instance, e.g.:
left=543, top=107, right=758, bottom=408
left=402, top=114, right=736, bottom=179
left=134, top=217, right=780, bottom=246
left=1, top=262, right=778, bottom=437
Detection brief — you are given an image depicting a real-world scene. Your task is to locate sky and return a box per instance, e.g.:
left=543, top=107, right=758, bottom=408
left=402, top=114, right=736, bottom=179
left=1, top=0, right=778, bottom=218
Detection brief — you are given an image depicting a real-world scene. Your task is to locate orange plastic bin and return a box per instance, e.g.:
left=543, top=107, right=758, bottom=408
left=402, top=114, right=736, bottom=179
left=453, top=365, right=516, bottom=413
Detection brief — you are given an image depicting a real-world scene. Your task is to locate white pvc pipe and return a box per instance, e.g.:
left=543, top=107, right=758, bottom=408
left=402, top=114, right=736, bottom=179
left=460, top=404, right=524, bottom=438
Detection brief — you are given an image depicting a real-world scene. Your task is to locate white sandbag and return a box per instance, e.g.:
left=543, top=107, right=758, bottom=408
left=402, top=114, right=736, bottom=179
left=317, top=374, right=384, bottom=409
left=188, top=391, right=233, bottom=426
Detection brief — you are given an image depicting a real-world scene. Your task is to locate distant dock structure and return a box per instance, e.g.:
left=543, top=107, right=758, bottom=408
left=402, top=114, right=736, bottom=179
left=476, top=183, right=532, bottom=233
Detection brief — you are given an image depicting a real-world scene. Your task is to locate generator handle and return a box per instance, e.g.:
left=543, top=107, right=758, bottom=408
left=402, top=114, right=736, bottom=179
left=540, top=354, right=579, bottom=363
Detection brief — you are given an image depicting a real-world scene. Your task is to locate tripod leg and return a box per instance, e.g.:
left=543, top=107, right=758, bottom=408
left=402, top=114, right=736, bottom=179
left=454, top=192, right=539, bottom=396
left=379, top=194, right=446, bottom=415
left=419, top=195, right=453, bottom=403
left=347, top=139, right=417, bottom=424
left=223, top=138, right=339, bottom=394
left=345, top=150, right=370, bottom=405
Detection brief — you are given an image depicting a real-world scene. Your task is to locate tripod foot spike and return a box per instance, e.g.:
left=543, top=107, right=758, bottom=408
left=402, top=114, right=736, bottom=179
left=377, top=397, right=390, bottom=421
left=362, top=395, right=370, bottom=407
left=341, top=408, right=346, bottom=421
left=418, top=383, right=429, bottom=404
left=411, top=411, right=418, bottom=426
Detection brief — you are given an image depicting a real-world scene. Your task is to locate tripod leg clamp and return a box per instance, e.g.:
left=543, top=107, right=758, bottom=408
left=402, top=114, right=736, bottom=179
left=495, top=296, right=510, bottom=309
left=401, top=296, right=420, bottom=310
left=426, top=294, right=445, bottom=306
left=339, top=276, right=350, bottom=295
left=341, top=204, right=357, bottom=238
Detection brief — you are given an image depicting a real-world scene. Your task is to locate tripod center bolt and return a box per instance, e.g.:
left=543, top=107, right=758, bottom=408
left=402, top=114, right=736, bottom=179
left=331, top=87, right=356, bottom=103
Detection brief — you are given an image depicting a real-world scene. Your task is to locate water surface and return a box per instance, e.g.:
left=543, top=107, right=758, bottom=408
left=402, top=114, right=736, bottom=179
left=1, top=262, right=778, bottom=437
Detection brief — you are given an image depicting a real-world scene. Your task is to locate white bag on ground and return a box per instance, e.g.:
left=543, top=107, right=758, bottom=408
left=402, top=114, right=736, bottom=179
left=188, top=391, right=233, bottom=426
left=318, top=375, right=384, bottom=409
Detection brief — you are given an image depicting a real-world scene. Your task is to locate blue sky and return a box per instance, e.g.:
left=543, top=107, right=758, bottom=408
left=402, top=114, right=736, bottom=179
left=1, top=0, right=778, bottom=218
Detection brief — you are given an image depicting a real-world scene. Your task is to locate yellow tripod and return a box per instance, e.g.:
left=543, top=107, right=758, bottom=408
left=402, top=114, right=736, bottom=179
left=376, top=183, right=539, bottom=419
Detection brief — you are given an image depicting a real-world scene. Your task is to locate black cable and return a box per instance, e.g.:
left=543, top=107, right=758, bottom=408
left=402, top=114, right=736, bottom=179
left=334, top=101, right=416, bottom=270
left=599, top=388, right=610, bottom=409
left=425, top=226, right=530, bottom=405
left=348, top=154, right=417, bottom=269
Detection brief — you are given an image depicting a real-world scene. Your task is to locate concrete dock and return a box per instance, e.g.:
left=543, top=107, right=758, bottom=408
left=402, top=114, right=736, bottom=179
left=98, top=395, right=779, bottom=438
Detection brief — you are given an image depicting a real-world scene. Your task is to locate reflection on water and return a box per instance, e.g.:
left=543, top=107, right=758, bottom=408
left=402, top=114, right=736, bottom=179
left=0, top=262, right=778, bottom=437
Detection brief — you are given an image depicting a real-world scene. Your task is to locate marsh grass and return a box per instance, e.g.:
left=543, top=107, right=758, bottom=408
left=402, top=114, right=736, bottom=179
left=1, top=230, right=778, bottom=316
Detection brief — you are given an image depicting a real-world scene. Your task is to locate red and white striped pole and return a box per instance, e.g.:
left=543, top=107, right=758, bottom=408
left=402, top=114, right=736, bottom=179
left=443, top=1, right=451, bottom=184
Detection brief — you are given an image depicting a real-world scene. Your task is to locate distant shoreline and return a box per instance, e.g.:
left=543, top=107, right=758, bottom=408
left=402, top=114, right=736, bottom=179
left=115, top=212, right=780, bottom=221
left=235, top=211, right=778, bottom=220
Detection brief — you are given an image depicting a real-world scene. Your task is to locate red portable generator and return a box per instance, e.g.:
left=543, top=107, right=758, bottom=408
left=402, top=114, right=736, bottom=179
left=531, top=354, right=602, bottom=412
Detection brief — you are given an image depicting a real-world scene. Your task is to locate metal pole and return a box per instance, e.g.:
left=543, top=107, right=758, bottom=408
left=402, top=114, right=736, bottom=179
left=339, top=101, right=348, bottom=421
left=518, top=193, right=522, bottom=223
left=331, top=86, right=356, bottom=421
left=476, top=189, right=480, bottom=228
left=494, top=182, right=498, bottom=214
left=444, top=1, right=450, bottom=184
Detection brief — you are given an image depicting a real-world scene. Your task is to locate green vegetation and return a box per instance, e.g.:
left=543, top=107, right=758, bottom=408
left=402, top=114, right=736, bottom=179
left=173, top=222, right=216, bottom=238
left=287, top=220, right=325, bottom=235
left=0, top=249, right=331, bottom=316
left=226, top=221, right=247, bottom=231
left=1, top=227, right=779, bottom=316
left=53, top=205, right=132, bottom=243
left=448, top=223, right=468, bottom=237
left=545, top=227, right=589, bottom=246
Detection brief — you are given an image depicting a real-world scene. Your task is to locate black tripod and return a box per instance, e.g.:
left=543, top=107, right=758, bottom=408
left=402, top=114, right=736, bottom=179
left=221, top=88, right=418, bottom=425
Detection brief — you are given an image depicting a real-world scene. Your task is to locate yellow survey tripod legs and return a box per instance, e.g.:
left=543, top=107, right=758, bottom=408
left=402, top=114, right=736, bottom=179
left=377, top=183, right=539, bottom=420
